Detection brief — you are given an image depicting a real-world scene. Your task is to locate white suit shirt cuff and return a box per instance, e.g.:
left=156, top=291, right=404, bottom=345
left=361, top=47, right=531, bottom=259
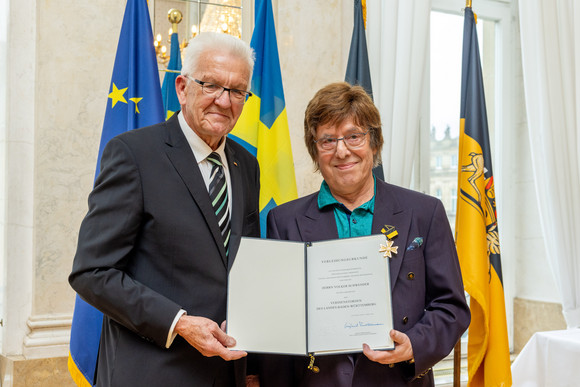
left=166, top=309, right=187, bottom=348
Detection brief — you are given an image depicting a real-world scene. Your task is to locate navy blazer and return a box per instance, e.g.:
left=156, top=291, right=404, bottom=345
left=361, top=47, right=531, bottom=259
left=69, top=113, right=260, bottom=387
left=258, top=178, right=470, bottom=387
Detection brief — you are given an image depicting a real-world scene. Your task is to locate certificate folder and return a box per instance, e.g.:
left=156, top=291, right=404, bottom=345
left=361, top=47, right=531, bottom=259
left=227, top=234, right=394, bottom=356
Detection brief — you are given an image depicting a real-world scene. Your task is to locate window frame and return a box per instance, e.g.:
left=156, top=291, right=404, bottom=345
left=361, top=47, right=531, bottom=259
left=430, top=0, right=515, bottom=350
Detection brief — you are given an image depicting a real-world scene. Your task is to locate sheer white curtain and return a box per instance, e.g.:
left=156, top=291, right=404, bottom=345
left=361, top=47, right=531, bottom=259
left=519, top=0, right=580, bottom=328
left=367, top=0, right=430, bottom=188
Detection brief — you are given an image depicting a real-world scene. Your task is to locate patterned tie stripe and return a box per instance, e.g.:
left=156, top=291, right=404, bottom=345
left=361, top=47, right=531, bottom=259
left=207, top=152, right=231, bottom=255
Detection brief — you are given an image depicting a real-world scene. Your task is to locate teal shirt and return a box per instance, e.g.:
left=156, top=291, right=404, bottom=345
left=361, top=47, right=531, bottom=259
left=317, top=178, right=376, bottom=239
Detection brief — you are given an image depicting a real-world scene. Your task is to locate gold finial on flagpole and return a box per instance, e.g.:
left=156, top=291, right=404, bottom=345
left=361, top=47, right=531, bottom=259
left=466, top=0, right=472, bottom=8
left=168, top=9, right=183, bottom=34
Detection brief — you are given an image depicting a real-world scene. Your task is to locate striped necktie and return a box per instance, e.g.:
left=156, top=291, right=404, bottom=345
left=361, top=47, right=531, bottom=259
left=207, top=152, right=231, bottom=255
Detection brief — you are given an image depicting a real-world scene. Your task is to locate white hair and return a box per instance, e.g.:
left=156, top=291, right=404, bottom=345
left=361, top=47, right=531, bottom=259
left=181, top=32, right=255, bottom=86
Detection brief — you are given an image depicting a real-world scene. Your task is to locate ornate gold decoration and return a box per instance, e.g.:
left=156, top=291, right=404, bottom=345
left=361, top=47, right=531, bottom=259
left=379, top=240, right=398, bottom=259
left=153, top=1, right=243, bottom=69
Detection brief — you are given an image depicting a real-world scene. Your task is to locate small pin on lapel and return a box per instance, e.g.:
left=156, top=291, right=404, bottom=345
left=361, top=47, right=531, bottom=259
left=381, top=225, right=398, bottom=240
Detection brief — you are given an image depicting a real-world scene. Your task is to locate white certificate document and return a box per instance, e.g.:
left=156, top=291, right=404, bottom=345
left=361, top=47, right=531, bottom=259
left=306, top=237, right=393, bottom=354
left=227, top=234, right=394, bottom=356
left=227, top=238, right=307, bottom=355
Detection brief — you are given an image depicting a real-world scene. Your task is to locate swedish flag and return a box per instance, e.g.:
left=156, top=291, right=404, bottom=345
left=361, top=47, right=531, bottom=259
left=161, top=32, right=182, bottom=119
left=230, top=0, right=297, bottom=237
left=68, top=0, right=164, bottom=385
left=456, top=7, right=511, bottom=387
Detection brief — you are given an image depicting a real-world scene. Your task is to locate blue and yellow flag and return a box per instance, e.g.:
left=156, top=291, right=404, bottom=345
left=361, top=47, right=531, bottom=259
left=456, top=7, right=511, bottom=387
left=344, top=0, right=383, bottom=180
left=68, top=0, right=164, bottom=385
left=161, top=32, right=182, bottom=119
left=230, top=0, right=297, bottom=237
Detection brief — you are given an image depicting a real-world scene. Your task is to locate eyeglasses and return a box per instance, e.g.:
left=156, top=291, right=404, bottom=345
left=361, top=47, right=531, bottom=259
left=314, top=131, right=370, bottom=151
left=187, top=77, right=252, bottom=104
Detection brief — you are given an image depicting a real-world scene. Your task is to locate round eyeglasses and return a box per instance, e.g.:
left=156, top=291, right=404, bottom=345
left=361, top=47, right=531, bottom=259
left=188, top=76, right=252, bottom=104
left=313, top=131, right=369, bottom=151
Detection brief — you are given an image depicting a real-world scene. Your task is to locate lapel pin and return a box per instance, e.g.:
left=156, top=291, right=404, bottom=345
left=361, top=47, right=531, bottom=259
left=381, top=225, right=398, bottom=240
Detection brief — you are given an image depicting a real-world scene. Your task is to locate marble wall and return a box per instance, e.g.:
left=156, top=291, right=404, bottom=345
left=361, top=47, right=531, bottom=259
left=34, top=0, right=126, bottom=318
left=513, top=298, right=566, bottom=352
left=2, top=0, right=127, bottom=377
left=276, top=0, right=351, bottom=196
left=1, top=356, right=75, bottom=387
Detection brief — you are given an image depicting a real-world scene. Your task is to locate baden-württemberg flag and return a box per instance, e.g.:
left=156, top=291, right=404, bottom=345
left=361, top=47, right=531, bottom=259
left=161, top=31, right=182, bottom=119
left=345, top=0, right=372, bottom=99
left=230, top=0, right=297, bottom=237
left=68, top=0, right=164, bottom=385
left=456, top=7, right=511, bottom=387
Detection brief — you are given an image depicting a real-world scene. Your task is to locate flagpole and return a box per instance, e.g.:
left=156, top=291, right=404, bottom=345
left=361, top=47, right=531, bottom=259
left=454, top=5, right=471, bottom=387
left=454, top=340, right=461, bottom=387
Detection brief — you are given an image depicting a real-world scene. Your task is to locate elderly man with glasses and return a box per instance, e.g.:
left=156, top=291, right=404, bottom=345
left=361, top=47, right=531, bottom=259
left=70, top=32, right=260, bottom=387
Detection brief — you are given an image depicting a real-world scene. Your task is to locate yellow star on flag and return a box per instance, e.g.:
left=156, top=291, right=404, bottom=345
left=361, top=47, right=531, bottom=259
left=108, top=83, right=128, bottom=108
left=379, top=240, right=399, bottom=258
left=129, top=97, right=143, bottom=114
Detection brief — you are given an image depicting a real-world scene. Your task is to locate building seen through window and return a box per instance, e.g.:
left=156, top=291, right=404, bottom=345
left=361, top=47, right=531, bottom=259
left=429, top=10, right=493, bottom=238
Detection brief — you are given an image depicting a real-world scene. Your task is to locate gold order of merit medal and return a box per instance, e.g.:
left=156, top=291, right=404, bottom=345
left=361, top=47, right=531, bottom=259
left=379, top=240, right=398, bottom=258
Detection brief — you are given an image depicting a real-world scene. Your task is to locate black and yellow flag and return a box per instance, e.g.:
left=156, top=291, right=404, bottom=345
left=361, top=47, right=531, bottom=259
left=456, top=7, right=511, bottom=387
left=344, top=0, right=384, bottom=180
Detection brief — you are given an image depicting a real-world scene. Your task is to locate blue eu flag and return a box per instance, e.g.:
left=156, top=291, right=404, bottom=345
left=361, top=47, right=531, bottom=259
left=68, top=0, right=164, bottom=385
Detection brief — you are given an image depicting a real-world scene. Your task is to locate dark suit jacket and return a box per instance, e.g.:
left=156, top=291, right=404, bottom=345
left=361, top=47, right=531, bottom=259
left=69, top=113, right=260, bottom=387
left=258, top=178, right=470, bottom=387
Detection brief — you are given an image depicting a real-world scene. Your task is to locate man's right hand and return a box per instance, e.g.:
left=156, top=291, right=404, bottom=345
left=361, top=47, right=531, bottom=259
left=174, top=315, right=247, bottom=361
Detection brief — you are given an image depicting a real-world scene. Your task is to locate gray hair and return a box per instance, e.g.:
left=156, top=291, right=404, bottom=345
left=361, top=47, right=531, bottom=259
left=181, top=32, right=255, bottom=85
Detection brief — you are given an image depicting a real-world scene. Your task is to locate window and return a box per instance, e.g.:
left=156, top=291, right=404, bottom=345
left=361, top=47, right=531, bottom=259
left=451, top=188, right=457, bottom=215
left=435, top=155, right=442, bottom=169
left=428, top=1, right=514, bottom=383
left=451, top=154, right=458, bottom=168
